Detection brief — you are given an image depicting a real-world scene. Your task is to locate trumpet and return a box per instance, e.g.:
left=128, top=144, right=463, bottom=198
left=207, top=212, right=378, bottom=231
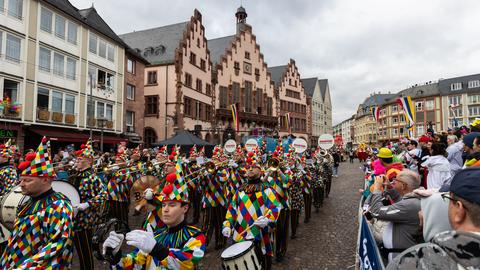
left=205, top=160, right=229, bottom=174
left=267, top=157, right=282, bottom=172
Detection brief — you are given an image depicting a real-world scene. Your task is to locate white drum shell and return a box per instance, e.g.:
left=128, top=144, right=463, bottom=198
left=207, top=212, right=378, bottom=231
left=221, top=241, right=260, bottom=270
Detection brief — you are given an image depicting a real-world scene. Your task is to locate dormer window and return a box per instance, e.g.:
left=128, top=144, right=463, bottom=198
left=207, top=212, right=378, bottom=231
left=468, top=80, right=480, bottom=89
left=451, top=82, right=462, bottom=91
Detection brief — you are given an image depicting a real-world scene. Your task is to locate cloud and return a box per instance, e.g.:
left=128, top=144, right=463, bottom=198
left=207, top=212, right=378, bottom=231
left=71, top=0, right=480, bottom=125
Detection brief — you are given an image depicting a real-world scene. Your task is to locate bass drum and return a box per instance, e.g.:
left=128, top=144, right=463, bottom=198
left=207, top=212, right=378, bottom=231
left=0, top=181, right=80, bottom=232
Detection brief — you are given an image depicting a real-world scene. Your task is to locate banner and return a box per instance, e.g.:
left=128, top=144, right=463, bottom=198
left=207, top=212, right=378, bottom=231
left=358, top=216, right=384, bottom=270
left=371, top=106, right=380, bottom=122
left=230, top=104, right=239, bottom=132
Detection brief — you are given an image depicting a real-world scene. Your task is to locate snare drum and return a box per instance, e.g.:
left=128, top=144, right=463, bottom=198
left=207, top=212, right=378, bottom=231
left=0, top=181, right=80, bottom=231
left=221, top=241, right=261, bottom=270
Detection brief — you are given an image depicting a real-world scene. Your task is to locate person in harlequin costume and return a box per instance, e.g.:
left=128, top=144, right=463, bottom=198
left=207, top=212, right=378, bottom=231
left=71, top=139, right=108, bottom=270
left=300, top=155, right=313, bottom=223
left=105, top=145, right=134, bottom=230
left=265, top=144, right=292, bottom=261
left=223, top=146, right=246, bottom=204
left=311, top=148, right=325, bottom=212
left=285, top=146, right=304, bottom=239
left=0, top=139, right=18, bottom=196
left=0, top=136, right=74, bottom=269
left=103, top=166, right=206, bottom=270
left=222, top=149, right=280, bottom=270
left=143, top=148, right=178, bottom=231
left=184, top=145, right=202, bottom=225
left=200, top=145, right=229, bottom=249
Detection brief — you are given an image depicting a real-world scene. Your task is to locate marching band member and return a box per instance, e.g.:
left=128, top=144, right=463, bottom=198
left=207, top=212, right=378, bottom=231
left=105, top=147, right=134, bottom=230
left=200, top=146, right=228, bottom=249
left=71, top=140, right=107, bottom=270
left=286, top=148, right=304, bottom=239
left=0, top=137, right=74, bottom=269
left=103, top=170, right=206, bottom=269
left=0, top=139, right=18, bottom=196
left=222, top=149, right=280, bottom=270
left=301, top=155, right=313, bottom=223
left=311, top=150, right=325, bottom=212
left=185, top=145, right=202, bottom=225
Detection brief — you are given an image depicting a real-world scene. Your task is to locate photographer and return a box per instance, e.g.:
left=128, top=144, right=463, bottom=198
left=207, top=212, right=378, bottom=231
left=367, top=170, right=422, bottom=262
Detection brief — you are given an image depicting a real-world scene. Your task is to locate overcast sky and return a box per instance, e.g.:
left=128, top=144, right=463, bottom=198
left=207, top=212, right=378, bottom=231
left=71, top=0, right=480, bottom=125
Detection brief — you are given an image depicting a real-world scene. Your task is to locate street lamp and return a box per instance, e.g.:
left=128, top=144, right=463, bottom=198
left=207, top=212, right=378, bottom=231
left=97, top=118, right=107, bottom=152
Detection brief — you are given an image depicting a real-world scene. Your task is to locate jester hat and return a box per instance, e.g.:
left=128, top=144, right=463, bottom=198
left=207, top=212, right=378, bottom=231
left=0, top=139, right=14, bottom=159
left=159, top=172, right=189, bottom=203
left=18, top=136, right=56, bottom=178
left=75, top=139, right=94, bottom=159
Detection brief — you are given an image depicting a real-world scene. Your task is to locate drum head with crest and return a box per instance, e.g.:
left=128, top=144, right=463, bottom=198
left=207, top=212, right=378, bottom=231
left=221, top=241, right=254, bottom=259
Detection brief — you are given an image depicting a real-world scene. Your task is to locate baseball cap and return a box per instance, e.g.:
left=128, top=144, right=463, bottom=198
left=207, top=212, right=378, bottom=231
left=450, top=167, right=480, bottom=205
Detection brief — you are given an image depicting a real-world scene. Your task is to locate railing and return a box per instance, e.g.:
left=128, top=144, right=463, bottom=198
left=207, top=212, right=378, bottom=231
left=37, top=108, right=78, bottom=125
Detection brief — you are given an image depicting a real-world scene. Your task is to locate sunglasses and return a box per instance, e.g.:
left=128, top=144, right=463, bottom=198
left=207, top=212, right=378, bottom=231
left=441, top=193, right=468, bottom=210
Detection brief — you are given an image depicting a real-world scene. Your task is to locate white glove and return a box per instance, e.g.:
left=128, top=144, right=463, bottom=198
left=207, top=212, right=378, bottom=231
left=253, top=216, right=270, bottom=228
left=103, top=231, right=124, bottom=255
left=144, top=188, right=154, bottom=200
left=228, top=160, right=238, bottom=168
left=76, top=202, right=90, bottom=211
left=222, top=227, right=231, bottom=238
left=125, top=226, right=157, bottom=254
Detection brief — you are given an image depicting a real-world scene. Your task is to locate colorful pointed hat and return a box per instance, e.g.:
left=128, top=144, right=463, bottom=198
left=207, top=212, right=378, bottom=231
left=159, top=171, right=189, bottom=203
left=18, top=136, right=56, bottom=178
left=245, top=147, right=262, bottom=168
left=75, top=139, right=94, bottom=159
left=0, top=139, right=14, bottom=159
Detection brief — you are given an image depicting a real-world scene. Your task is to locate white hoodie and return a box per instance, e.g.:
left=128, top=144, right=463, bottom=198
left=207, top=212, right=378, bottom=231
left=422, top=155, right=452, bottom=189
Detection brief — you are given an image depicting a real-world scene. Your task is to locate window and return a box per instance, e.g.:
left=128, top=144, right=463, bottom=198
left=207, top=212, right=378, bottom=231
left=96, top=102, right=105, bottom=118
left=89, top=34, right=97, bottom=54
left=126, top=84, right=135, bottom=100
left=54, top=15, right=65, bottom=39
left=66, top=58, right=76, bottom=80
left=189, top=52, right=196, bottom=65
left=415, top=101, right=423, bottom=111
left=468, top=80, right=480, bottom=89
left=40, top=7, right=53, bottom=33
left=185, top=73, right=192, bottom=87
left=147, top=71, right=157, bottom=84
left=219, top=86, right=227, bottom=108
left=232, top=83, right=240, bottom=104
left=127, top=59, right=135, bottom=74
left=391, top=105, right=397, bottom=113
left=67, top=21, right=77, bottom=44
left=144, top=128, right=157, bottom=147
left=234, top=61, right=240, bottom=70
left=469, top=106, right=480, bottom=116
left=106, top=104, right=113, bottom=121
left=98, top=40, right=106, bottom=58
left=450, top=82, right=462, bottom=91
left=245, top=81, right=252, bottom=113
left=206, top=83, right=211, bottom=96
left=392, top=128, right=398, bottom=136
left=51, top=91, right=62, bottom=112
left=425, top=100, right=434, bottom=110
left=245, top=51, right=250, bottom=59
left=449, top=107, right=463, bottom=118
left=39, top=47, right=51, bottom=72
left=468, top=94, right=480, bottom=104
left=184, top=97, right=192, bottom=116
left=65, top=94, right=75, bottom=114
left=107, top=45, right=114, bottom=62
left=392, top=117, right=398, bottom=124
left=449, top=96, right=461, bottom=106
left=3, top=79, right=18, bottom=103
left=126, top=111, right=134, bottom=128
left=195, top=79, right=202, bottom=92
left=7, top=0, right=22, bottom=19
left=53, top=52, right=64, bottom=76
left=200, top=59, right=206, bottom=71
left=37, top=88, right=49, bottom=109
left=145, top=95, right=158, bottom=115
left=6, top=34, right=20, bottom=62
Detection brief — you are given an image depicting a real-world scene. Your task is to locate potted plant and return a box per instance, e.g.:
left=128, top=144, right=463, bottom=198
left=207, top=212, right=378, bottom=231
left=65, top=114, right=75, bottom=124
left=87, top=117, right=96, bottom=127
left=38, top=108, right=50, bottom=121
left=52, top=112, right=63, bottom=122
left=106, top=120, right=113, bottom=129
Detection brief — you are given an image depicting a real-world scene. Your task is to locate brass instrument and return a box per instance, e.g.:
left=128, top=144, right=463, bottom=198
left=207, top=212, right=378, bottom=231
left=268, top=157, right=281, bottom=172
left=205, top=160, right=229, bottom=174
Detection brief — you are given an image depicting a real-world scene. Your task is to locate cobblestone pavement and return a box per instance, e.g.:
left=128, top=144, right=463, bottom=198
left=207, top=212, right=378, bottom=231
left=81, top=161, right=363, bottom=269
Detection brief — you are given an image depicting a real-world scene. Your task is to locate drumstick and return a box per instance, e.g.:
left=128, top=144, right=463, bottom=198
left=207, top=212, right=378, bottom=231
left=238, top=209, right=273, bottom=237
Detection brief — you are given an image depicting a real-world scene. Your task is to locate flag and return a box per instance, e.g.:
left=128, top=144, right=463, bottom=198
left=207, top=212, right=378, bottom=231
left=285, top=113, right=291, bottom=134
left=397, top=96, right=416, bottom=124
left=231, top=104, right=239, bottom=132
left=371, top=106, right=380, bottom=122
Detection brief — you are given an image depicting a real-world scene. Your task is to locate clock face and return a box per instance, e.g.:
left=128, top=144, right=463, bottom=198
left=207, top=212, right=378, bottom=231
left=243, top=62, right=252, bottom=74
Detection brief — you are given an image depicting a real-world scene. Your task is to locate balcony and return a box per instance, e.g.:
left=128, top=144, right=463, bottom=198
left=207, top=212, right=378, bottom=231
left=87, top=117, right=114, bottom=130
left=37, top=108, right=78, bottom=125
left=0, top=104, right=22, bottom=120
left=216, top=108, right=278, bottom=127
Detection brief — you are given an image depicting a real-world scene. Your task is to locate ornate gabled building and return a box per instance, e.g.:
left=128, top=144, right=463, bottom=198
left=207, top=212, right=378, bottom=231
left=268, top=59, right=310, bottom=141
left=120, top=10, right=215, bottom=146
left=318, top=79, right=333, bottom=135
left=209, top=7, right=278, bottom=143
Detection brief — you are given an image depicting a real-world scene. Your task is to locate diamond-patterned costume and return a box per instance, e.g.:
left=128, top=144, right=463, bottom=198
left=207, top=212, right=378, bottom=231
left=107, top=168, right=134, bottom=202
left=111, top=222, right=206, bottom=270
left=0, top=164, right=18, bottom=196
left=0, top=190, right=74, bottom=269
left=200, top=169, right=227, bottom=208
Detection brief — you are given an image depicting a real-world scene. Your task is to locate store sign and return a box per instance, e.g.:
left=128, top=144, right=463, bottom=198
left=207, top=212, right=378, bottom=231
left=0, top=129, right=17, bottom=138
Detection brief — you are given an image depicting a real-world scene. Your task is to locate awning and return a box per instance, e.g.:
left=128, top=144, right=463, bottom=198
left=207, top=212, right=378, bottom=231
left=30, top=128, right=127, bottom=144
